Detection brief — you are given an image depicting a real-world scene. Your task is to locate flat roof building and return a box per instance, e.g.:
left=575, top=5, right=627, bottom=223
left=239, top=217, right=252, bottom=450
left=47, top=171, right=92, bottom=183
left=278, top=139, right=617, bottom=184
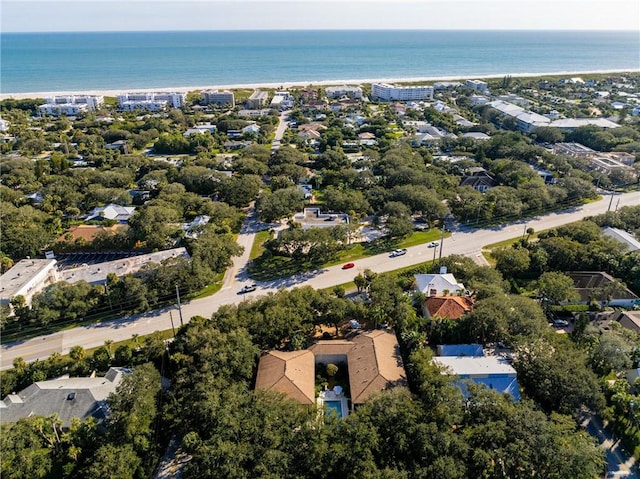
left=117, top=92, right=186, bottom=111
left=371, top=83, right=434, bottom=101
left=201, top=89, right=235, bottom=107
left=433, top=356, right=521, bottom=400
left=39, top=95, right=104, bottom=116
left=0, top=259, right=59, bottom=307
left=325, top=85, right=363, bottom=99
left=245, top=90, right=270, bottom=109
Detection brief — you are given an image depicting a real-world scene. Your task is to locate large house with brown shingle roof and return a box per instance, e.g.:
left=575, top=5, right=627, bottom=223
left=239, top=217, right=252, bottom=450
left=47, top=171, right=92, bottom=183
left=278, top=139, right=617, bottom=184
left=254, top=350, right=316, bottom=405
left=424, top=295, right=475, bottom=320
left=254, top=330, right=407, bottom=410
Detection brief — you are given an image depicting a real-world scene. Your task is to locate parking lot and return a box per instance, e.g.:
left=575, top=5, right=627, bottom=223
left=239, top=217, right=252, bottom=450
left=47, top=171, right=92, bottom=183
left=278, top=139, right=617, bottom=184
left=55, top=251, right=148, bottom=270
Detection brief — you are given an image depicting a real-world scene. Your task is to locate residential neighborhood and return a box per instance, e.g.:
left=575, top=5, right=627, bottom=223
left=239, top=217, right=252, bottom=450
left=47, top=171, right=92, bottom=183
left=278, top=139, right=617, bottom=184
left=1, top=72, right=640, bottom=478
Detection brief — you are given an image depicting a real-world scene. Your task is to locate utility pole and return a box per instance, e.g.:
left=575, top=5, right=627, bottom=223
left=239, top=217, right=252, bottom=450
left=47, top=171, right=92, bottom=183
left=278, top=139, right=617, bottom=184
left=438, top=219, right=446, bottom=263
left=175, top=285, right=184, bottom=326
left=607, top=188, right=615, bottom=212
left=169, top=311, right=176, bottom=337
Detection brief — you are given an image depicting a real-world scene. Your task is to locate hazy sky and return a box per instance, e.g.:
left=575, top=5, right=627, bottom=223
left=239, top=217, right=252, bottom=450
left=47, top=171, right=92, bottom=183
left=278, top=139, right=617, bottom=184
left=3, top=0, right=639, bottom=32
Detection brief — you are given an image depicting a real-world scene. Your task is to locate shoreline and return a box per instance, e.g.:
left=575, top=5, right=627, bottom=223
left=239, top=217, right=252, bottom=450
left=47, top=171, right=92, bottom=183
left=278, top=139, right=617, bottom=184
left=1, top=69, right=638, bottom=100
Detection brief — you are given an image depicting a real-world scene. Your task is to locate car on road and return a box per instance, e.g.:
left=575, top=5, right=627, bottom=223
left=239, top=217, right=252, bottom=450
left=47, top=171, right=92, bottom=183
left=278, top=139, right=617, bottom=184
left=238, top=284, right=257, bottom=294
left=428, top=241, right=440, bottom=248
left=390, top=248, right=407, bottom=257
left=342, top=262, right=355, bottom=269
left=553, top=319, right=569, bottom=327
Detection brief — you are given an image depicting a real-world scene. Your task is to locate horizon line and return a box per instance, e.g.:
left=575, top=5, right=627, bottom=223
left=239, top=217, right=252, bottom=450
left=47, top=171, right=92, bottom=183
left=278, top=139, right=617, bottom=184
left=3, top=27, right=639, bottom=34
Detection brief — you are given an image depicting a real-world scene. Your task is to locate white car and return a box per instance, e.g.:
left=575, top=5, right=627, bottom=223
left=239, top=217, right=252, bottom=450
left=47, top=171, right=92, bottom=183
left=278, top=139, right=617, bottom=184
left=239, top=284, right=257, bottom=294
left=428, top=241, right=440, bottom=248
left=390, top=249, right=407, bottom=257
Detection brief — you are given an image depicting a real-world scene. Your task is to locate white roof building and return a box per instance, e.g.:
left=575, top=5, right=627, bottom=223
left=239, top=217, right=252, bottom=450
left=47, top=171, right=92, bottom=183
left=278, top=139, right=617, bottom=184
left=39, top=95, right=104, bottom=116
left=0, top=259, right=59, bottom=307
left=548, top=118, right=619, bottom=130
left=117, top=92, right=186, bottom=111
left=85, top=204, right=136, bottom=223
left=603, top=227, right=640, bottom=252
left=433, top=356, right=520, bottom=400
left=415, top=270, right=466, bottom=297
left=59, top=247, right=190, bottom=285
left=371, top=83, right=434, bottom=102
left=325, top=85, right=363, bottom=99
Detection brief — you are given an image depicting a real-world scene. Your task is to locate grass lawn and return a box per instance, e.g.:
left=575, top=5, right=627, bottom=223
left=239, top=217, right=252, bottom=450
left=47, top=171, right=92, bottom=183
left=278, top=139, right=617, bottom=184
left=189, top=273, right=225, bottom=299
left=250, top=230, right=272, bottom=260
left=250, top=229, right=447, bottom=280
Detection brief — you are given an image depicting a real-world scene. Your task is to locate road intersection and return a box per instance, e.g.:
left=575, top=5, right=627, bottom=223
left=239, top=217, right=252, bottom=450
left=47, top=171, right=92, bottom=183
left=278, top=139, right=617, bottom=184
left=1, top=190, right=639, bottom=370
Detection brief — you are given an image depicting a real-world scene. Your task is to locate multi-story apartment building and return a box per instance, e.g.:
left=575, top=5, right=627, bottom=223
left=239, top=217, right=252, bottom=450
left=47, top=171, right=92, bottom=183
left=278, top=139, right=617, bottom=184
left=117, top=92, right=186, bottom=111
left=38, top=95, right=104, bottom=116
left=371, top=83, right=434, bottom=101
left=465, top=79, right=489, bottom=93
left=201, top=89, right=235, bottom=107
left=245, top=90, right=269, bottom=109
left=325, top=85, right=363, bottom=99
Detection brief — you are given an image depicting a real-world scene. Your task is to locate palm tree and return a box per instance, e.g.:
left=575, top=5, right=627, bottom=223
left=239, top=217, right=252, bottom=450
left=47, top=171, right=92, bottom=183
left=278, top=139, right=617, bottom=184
left=104, top=340, right=114, bottom=359
left=69, top=345, right=86, bottom=363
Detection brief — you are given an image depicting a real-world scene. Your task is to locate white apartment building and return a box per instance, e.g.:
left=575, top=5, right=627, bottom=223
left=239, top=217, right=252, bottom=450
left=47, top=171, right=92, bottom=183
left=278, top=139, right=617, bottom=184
left=38, top=95, right=104, bottom=116
left=117, top=92, right=186, bottom=111
left=201, top=90, right=235, bottom=107
left=325, top=85, right=363, bottom=99
left=465, top=79, right=489, bottom=93
left=371, top=83, right=434, bottom=101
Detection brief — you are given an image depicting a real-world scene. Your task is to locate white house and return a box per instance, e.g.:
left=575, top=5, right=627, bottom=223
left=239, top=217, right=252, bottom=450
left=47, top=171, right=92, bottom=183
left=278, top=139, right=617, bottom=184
left=433, top=355, right=521, bottom=400
left=85, top=204, right=136, bottom=223
left=415, top=268, right=466, bottom=297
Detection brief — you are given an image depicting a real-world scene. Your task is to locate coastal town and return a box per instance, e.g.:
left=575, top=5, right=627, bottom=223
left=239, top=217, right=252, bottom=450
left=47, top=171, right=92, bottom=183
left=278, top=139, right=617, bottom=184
left=2, top=72, right=640, bottom=478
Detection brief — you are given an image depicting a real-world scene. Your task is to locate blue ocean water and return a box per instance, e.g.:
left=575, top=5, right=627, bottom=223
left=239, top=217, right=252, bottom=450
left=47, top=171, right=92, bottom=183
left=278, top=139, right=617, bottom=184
left=1, top=30, right=638, bottom=94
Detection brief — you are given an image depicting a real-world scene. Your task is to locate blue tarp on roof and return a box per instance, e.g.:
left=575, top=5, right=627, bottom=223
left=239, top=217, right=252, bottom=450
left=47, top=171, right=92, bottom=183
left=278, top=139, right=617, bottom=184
left=437, top=344, right=483, bottom=357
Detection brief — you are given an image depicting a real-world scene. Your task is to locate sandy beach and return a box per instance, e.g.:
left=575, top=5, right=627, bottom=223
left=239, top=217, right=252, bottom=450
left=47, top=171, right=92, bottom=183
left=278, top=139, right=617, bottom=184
left=2, top=69, right=638, bottom=101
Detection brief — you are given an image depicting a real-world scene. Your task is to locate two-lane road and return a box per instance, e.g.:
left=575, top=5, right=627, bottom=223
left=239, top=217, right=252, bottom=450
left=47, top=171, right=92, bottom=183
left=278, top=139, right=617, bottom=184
left=2, top=190, right=639, bottom=370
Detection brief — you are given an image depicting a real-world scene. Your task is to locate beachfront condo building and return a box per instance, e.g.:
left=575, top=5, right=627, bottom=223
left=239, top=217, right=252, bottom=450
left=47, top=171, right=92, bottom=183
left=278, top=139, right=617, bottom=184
left=201, top=90, right=235, bottom=107
left=117, top=92, right=186, bottom=111
left=38, top=95, right=104, bottom=116
left=325, top=85, right=363, bottom=99
left=371, top=83, right=434, bottom=101
left=245, top=90, right=269, bottom=109
left=465, top=79, right=489, bottom=93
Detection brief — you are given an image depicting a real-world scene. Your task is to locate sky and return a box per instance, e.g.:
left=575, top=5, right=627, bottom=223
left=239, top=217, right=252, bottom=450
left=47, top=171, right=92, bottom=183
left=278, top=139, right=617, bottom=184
left=2, top=0, right=639, bottom=33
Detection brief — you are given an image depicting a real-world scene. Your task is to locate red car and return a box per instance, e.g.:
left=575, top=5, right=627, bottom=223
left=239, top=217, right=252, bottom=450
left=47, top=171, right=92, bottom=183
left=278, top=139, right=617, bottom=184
left=342, top=262, right=355, bottom=269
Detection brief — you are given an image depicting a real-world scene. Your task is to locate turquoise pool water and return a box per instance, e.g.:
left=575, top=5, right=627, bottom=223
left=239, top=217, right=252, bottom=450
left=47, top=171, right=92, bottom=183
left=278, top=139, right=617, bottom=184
left=325, top=400, right=343, bottom=417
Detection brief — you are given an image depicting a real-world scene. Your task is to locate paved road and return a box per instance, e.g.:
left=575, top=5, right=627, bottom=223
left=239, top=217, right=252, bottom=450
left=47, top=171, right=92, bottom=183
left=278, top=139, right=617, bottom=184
left=1, top=190, right=639, bottom=370
left=582, top=412, right=638, bottom=478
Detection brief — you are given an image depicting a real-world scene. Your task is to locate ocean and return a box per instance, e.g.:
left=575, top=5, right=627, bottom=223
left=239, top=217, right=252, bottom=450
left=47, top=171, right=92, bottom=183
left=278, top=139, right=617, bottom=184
left=1, top=30, right=638, bottom=94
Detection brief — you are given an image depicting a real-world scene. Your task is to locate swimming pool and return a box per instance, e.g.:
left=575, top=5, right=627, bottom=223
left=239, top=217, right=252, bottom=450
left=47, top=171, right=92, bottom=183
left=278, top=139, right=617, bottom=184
left=324, top=400, right=343, bottom=417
